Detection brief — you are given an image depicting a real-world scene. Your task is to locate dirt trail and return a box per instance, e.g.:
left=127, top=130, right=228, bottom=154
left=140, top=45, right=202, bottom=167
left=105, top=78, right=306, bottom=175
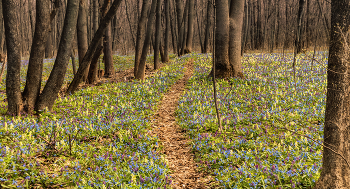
left=150, top=61, right=211, bottom=188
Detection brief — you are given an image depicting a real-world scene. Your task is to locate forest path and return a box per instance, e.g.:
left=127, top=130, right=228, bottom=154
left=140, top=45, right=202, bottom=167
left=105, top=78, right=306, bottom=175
left=150, top=60, right=210, bottom=189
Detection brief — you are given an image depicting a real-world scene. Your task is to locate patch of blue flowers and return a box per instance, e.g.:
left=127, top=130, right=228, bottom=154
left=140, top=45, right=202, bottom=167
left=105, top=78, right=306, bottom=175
left=0, top=54, right=187, bottom=188
left=176, top=52, right=326, bottom=188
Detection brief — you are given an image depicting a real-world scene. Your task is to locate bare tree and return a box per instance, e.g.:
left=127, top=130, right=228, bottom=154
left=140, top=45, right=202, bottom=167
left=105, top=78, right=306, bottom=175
left=154, top=0, right=162, bottom=70
left=212, top=0, right=229, bottom=78
left=163, top=0, right=170, bottom=62
left=184, top=0, right=194, bottom=53
left=22, top=0, right=51, bottom=113
left=134, top=0, right=151, bottom=76
left=103, top=1, right=115, bottom=77
left=2, top=0, right=23, bottom=115
left=67, top=0, right=123, bottom=94
left=35, top=0, right=79, bottom=111
left=314, top=0, right=350, bottom=188
left=229, top=0, right=245, bottom=78
left=135, top=0, right=157, bottom=80
left=77, top=0, right=89, bottom=82
left=203, top=0, right=213, bottom=53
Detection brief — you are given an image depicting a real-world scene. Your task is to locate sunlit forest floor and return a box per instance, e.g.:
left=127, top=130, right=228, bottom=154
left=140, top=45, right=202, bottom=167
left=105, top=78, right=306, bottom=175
left=0, top=51, right=326, bottom=188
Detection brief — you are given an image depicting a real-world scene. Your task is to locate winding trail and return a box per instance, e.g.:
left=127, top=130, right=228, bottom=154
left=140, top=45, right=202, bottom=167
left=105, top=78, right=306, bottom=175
left=150, top=60, right=210, bottom=188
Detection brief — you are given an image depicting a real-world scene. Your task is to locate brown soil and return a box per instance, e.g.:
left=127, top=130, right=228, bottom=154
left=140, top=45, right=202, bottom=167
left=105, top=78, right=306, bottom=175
left=150, top=60, right=212, bottom=189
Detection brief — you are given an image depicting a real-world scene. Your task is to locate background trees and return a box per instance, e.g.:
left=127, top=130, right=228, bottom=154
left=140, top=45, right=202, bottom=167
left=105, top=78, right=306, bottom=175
left=0, top=0, right=332, bottom=113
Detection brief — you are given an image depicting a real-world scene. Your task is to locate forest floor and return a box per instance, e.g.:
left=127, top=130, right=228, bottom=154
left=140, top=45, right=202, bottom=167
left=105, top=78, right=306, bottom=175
left=150, top=59, right=212, bottom=188
left=0, top=52, right=327, bottom=188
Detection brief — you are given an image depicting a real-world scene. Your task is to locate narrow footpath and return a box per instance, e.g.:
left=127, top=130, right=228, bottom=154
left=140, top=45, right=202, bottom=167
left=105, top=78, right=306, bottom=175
left=150, top=60, right=210, bottom=188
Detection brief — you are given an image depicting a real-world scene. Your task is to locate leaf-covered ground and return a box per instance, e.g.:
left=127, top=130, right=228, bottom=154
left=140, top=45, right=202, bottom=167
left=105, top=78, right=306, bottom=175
left=0, top=51, right=327, bottom=188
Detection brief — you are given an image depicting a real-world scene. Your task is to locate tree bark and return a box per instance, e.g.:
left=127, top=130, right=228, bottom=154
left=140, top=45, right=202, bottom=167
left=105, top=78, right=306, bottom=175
left=154, top=0, right=162, bottom=70
left=87, top=45, right=103, bottom=83
left=2, top=0, right=23, bottom=115
left=22, top=0, right=51, bottom=113
left=229, top=0, right=245, bottom=78
left=134, top=0, right=151, bottom=76
left=35, top=0, right=79, bottom=111
left=135, top=0, right=157, bottom=80
left=67, top=0, right=123, bottom=94
left=163, top=0, right=170, bottom=62
left=212, top=0, right=230, bottom=78
left=295, top=0, right=305, bottom=54
left=184, top=0, right=194, bottom=53
left=45, top=30, right=54, bottom=58
left=314, top=1, right=350, bottom=188
left=104, top=20, right=114, bottom=77
left=203, top=0, right=213, bottom=53
left=77, top=0, right=89, bottom=82
left=175, top=0, right=184, bottom=56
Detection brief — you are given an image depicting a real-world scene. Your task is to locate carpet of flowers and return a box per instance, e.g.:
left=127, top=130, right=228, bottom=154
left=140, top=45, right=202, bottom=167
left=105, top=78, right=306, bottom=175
left=176, top=52, right=327, bottom=188
left=0, top=54, right=187, bottom=188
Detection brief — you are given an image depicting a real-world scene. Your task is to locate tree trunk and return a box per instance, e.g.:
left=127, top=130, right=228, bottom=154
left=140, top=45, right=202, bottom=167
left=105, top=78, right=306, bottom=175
left=175, top=0, right=184, bottom=56
left=314, top=1, right=350, bottom=188
left=180, top=0, right=189, bottom=55
left=67, top=0, right=123, bottom=94
left=2, top=0, right=22, bottom=115
left=184, top=0, right=194, bottom=53
left=22, top=0, right=51, bottom=113
left=45, top=30, right=54, bottom=58
left=163, top=0, right=170, bottom=62
left=229, top=0, right=244, bottom=78
left=203, top=0, right=213, bottom=53
left=212, top=0, right=230, bottom=78
left=295, top=0, right=305, bottom=54
left=71, top=49, right=76, bottom=75
left=77, top=0, right=89, bottom=82
left=93, top=0, right=99, bottom=33
left=134, top=0, right=151, bottom=76
left=135, top=0, right=157, bottom=80
left=154, top=0, right=162, bottom=70
left=104, top=20, right=114, bottom=77
left=88, top=45, right=103, bottom=83
left=35, top=0, right=79, bottom=111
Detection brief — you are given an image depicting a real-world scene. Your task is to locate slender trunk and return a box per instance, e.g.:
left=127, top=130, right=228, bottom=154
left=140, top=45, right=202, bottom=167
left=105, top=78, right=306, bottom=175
left=87, top=46, right=103, bottom=83
left=125, top=0, right=136, bottom=47
left=295, top=0, right=305, bottom=54
left=45, top=30, right=54, bottom=58
left=71, top=49, right=76, bottom=75
left=154, top=0, right=162, bottom=70
left=185, top=0, right=194, bottom=53
left=175, top=0, right=184, bottom=56
left=195, top=0, right=203, bottom=53
left=77, top=0, right=89, bottom=82
left=170, top=0, right=178, bottom=54
left=135, top=0, right=157, bottom=80
left=180, top=0, right=189, bottom=55
left=163, top=0, right=170, bottom=62
left=104, top=21, right=114, bottom=77
left=203, top=0, right=213, bottom=53
left=0, top=57, right=5, bottom=84
left=229, top=0, right=245, bottom=78
left=134, top=0, right=151, bottom=76
left=35, top=0, right=79, bottom=111
left=2, top=0, right=23, bottom=115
